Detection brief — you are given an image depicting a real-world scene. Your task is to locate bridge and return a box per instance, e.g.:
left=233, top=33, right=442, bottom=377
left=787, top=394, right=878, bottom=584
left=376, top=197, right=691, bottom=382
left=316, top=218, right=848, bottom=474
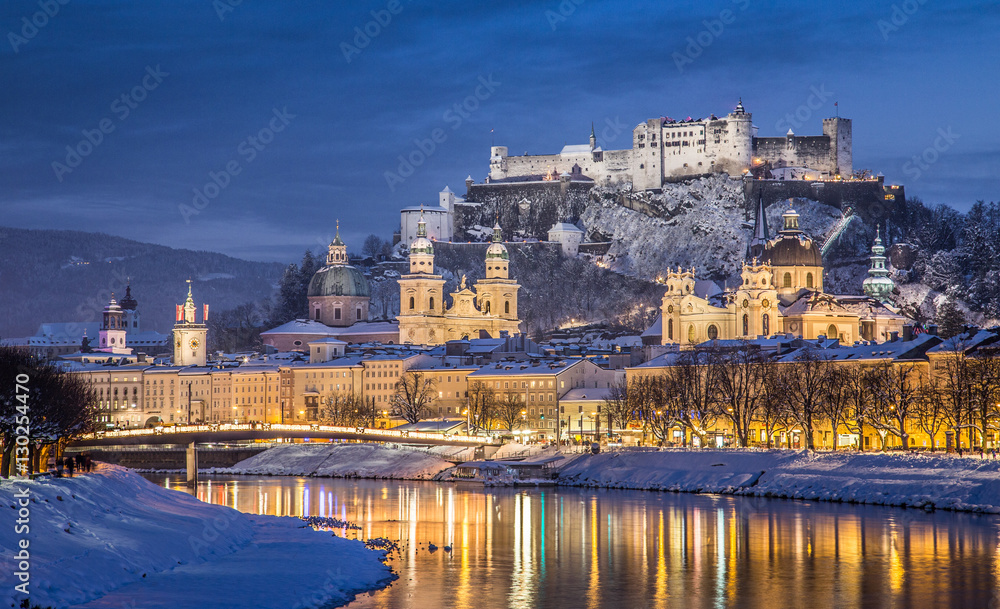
left=72, top=423, right=499, bottom=448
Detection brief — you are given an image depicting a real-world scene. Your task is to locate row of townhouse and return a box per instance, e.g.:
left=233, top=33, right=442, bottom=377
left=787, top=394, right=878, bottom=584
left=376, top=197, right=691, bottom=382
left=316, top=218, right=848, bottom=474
left=68, top=347, right=622, bottom=439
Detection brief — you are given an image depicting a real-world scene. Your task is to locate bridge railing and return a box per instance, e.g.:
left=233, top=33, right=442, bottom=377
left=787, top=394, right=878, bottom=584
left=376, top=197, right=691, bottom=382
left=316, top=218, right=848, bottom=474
left=78, top=423, right=499, bottom=445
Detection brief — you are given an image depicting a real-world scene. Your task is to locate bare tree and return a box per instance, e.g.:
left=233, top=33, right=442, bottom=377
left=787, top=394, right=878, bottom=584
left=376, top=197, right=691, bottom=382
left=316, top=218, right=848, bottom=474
left=711, top=343, right=762, bottom=448
left=780, top=351, right=831, bottom=450
left=966, top=356, right=1000, bottom=450
left=362, top=234, right=386, bottom=260
left=0, top=347, right=95, bottom=477
left=754, top=359, right=789, bottom=448
left=391, top=371, right=435, bottom=424
left=319, top=392, right=377, bottom=427
left=496, top=391, right=525, bottom=433
left=465, top=381, right=498, bottom=432
left=914, top=375, right=949, bottom=450
left=868, top=361, right=923, bottom=450
left=937, top=342, right=975, bottom=449
left=817, top=364, right=853, bottom=450
left=671, top=351, right=718, bottom=448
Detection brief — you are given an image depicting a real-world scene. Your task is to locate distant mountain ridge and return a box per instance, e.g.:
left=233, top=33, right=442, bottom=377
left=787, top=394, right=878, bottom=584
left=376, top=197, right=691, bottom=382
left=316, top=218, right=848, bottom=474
left=0, top=226, right=285, bottom=338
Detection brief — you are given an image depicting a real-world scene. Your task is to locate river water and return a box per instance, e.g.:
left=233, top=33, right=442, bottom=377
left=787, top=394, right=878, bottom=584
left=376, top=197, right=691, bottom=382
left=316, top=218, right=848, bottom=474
left=144, top=474, right=1000, bottom=609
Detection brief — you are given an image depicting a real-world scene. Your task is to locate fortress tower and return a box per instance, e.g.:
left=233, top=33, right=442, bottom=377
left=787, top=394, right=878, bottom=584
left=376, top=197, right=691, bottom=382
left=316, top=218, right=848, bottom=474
left=822, top=117, right=853, bottom=177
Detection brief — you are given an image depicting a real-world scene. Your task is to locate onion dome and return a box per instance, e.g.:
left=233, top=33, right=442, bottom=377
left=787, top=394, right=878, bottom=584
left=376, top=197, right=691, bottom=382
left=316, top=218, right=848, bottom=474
left=485, top=223, right=508, bottom=260
left=863, top=226, right=895, bottom=302
left=410, top=211, right=434, bottom=255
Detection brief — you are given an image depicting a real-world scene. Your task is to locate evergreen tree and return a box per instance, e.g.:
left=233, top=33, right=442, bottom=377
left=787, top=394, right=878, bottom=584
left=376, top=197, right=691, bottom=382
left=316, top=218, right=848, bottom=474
left=936, top=297, right=966, bottom=339
left=271, top=263, right=304, bottom=325
left=298, top=249, right=318, bottom=313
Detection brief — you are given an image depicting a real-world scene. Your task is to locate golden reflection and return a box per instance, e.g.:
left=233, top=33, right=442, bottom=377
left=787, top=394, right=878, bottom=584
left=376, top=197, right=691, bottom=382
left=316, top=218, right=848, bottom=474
left=154, top=475, right=1000, bottom=609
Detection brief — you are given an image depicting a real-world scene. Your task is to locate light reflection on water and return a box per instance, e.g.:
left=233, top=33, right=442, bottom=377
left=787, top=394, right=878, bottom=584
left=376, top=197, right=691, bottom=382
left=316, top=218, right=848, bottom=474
left=145, top=474, right=1000, bottom=609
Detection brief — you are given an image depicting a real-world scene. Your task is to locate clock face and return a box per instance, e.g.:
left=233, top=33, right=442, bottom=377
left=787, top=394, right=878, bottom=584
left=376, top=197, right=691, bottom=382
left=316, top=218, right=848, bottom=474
left=189, top=338, right=200, bottom=350
left=762, top=299, right=770, bottom=309
left=742, top=299, right=750, bottom=309
left=667, top=305, right=674, bottom=314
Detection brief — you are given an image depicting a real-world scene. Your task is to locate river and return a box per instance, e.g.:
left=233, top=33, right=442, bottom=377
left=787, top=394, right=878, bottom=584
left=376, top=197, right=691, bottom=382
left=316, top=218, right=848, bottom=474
left=143, top=474, right=1000, bottom=609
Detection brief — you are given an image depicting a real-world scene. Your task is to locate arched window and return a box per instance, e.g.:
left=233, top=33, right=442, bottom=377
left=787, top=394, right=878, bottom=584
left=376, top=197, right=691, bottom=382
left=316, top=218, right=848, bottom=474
left=806, top=272, right=814, bottom=288
left=504, top=301, right=510, bottom=314
left=828, top=324, right=839, bottom=340
left=762, top=313, right=770, bottom=336
left=668, top=318, right=674, bottom=340
left=783, top=272, right=792, bottom=288
left=742, top=314, right=749, bottom=336
left=429, top=297, right=435, bottom=310
left=687, top=325, right=695, bottom=344
left=484, top=301, right=491, bottom=314
left=707, top=325, right=718, bottom=340
left=409, top=296, right=415, bottom=310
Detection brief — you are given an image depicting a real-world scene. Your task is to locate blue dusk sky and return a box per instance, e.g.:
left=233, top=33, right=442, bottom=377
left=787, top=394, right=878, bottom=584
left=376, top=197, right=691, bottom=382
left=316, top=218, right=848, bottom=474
left=1, top=0, right=998, bottom=262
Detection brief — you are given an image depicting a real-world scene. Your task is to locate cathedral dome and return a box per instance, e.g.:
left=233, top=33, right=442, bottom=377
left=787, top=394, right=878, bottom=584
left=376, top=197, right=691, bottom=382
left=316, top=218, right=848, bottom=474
left=761, top=207, right=823, bottom=267
left=762, top=236, right=823, bottom=267
left=410, top=236, right=434, bottom=255
left=307, top=264, right=371, bottom=298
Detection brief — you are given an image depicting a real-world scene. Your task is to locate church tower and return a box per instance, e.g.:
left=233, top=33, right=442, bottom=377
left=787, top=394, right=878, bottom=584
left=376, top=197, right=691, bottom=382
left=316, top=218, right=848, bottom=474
left=746, top=193, right=770, bottom=261
left=862, top=226, right=895, bottom=303
left=173, top=281, right=208, bottom=366
left=474, top=223, right=521, bottom=323
left=306, top=222, right=370, bottom=327
left=119, top=282, right=140, bottom=331
left=397, top=212, right=447, bottom=344
left=98, top=295, right=131, bottom=354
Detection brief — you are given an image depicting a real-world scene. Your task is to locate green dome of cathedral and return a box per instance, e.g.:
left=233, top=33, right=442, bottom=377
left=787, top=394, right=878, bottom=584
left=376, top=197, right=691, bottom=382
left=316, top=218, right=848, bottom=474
left=307, top=264, right=371, bottom=298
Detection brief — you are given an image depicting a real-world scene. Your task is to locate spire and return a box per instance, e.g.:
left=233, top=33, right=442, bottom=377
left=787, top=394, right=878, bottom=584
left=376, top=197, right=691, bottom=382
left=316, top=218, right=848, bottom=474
left=492, top=222, right=502, bottom=243
left=747, top=193, right=770, bottom=260
left=119, top=280, right=138, bottom=310
left=863, top=224, right=895, bottom=303
left=417, top=206, right=427, bottom=238
left=590, top=122, right=596, bottom=149
left=327, top=220, right=348, bottom=265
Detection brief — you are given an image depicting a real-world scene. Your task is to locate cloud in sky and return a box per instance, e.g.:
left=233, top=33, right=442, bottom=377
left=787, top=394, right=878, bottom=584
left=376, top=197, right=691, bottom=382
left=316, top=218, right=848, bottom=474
left=1, top=0, right=997, bottom=262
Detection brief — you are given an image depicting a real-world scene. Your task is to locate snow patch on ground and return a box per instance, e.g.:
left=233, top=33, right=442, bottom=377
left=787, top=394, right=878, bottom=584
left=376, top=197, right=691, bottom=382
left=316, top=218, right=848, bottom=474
left=557, top=449, right=1000, bottom=513
left=213, top=443, right=455, bottom=479
left=0, top=465, right=392, bottom=608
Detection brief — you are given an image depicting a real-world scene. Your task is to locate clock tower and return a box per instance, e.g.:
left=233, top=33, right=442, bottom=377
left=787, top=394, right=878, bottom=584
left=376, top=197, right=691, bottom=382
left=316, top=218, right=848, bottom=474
left=172, top=280, right=208, bottom=366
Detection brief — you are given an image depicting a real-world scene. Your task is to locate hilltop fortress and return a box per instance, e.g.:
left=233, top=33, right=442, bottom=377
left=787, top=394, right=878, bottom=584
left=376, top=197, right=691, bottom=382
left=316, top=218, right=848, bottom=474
left=488, top=100, right=853, bottom=190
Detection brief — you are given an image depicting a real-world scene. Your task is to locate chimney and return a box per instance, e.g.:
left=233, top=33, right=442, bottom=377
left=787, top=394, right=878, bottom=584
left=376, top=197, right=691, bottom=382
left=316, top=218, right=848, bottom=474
left=902, top=324, right=913, bottom=342
left=889, top=331, right=899, bottom=342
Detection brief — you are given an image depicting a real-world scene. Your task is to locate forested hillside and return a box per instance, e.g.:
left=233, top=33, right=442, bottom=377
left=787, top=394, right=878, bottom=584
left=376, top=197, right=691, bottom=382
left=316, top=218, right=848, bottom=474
left=0, top=227, right=285, bottom=338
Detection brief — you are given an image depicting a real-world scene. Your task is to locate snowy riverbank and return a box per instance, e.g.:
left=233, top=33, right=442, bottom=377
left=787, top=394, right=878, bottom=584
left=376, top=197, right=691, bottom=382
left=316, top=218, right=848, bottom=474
left=0, top=465, right=393, bottom=608
left=211, top=443, right=456, bottom=479
left=557, top=449, right=1000, bottom=513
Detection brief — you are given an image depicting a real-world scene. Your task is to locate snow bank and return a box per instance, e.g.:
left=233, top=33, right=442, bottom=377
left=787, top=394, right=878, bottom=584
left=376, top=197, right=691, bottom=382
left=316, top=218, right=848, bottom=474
left=0, top=465, right=392, bottom=608
left=558, top=449, right=1000, bottom=513
left=215, top=443, right=454, bottom=479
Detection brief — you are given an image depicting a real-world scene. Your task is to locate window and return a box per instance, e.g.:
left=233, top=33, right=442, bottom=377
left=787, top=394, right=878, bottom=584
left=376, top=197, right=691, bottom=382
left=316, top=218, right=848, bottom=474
left=828, top=324, right=839, bottom=339
left=484, top=301, right=491, bottom=314
left=762, top=313, right=770, bottom=336
left=742, top=314, right=749, bottom=336
left=687, top=325, right=695, bottom=343
left=356, top=308, right=362, bottom=319
left=314, top=308, right=320, bottom=321
left=409, top=297, right=415, bottom=310
left=707, top=325, right=718, bottom=340
left=806, top=273, right=814, bottom=288
left=783, top=273, right=792, bottom=288
left=429, top=297, right=435, bottom=310
left=667, top=318, right=673, bottom=340
left=334, top=308, right=341, bottom=320
left=504, top=301, right=510, bottom=314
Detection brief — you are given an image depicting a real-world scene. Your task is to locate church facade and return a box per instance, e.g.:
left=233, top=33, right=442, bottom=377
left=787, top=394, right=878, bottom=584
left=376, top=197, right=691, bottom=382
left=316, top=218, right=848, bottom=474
left=660, top=202, right=905, bottom=346
left=397, top=215, right=521, bottom=345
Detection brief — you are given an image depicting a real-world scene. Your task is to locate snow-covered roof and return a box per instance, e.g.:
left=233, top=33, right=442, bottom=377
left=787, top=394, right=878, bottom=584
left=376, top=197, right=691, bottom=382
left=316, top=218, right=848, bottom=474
left=927, top=329, right=999, bottom=354
left=261, top=319, right=340, bottom=336
left=401, top=205, right=448, bottom=213
left=549, top=222, right=584, bottom=233
left=468, top=358, right=586, bottom=377
left=560, top=387, right=613, bottom=401
left=307, top=337, right=348, bottom=345
left=641, top=315, right=662, bottom=338
left=560, top=144, right=592, bottom=155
